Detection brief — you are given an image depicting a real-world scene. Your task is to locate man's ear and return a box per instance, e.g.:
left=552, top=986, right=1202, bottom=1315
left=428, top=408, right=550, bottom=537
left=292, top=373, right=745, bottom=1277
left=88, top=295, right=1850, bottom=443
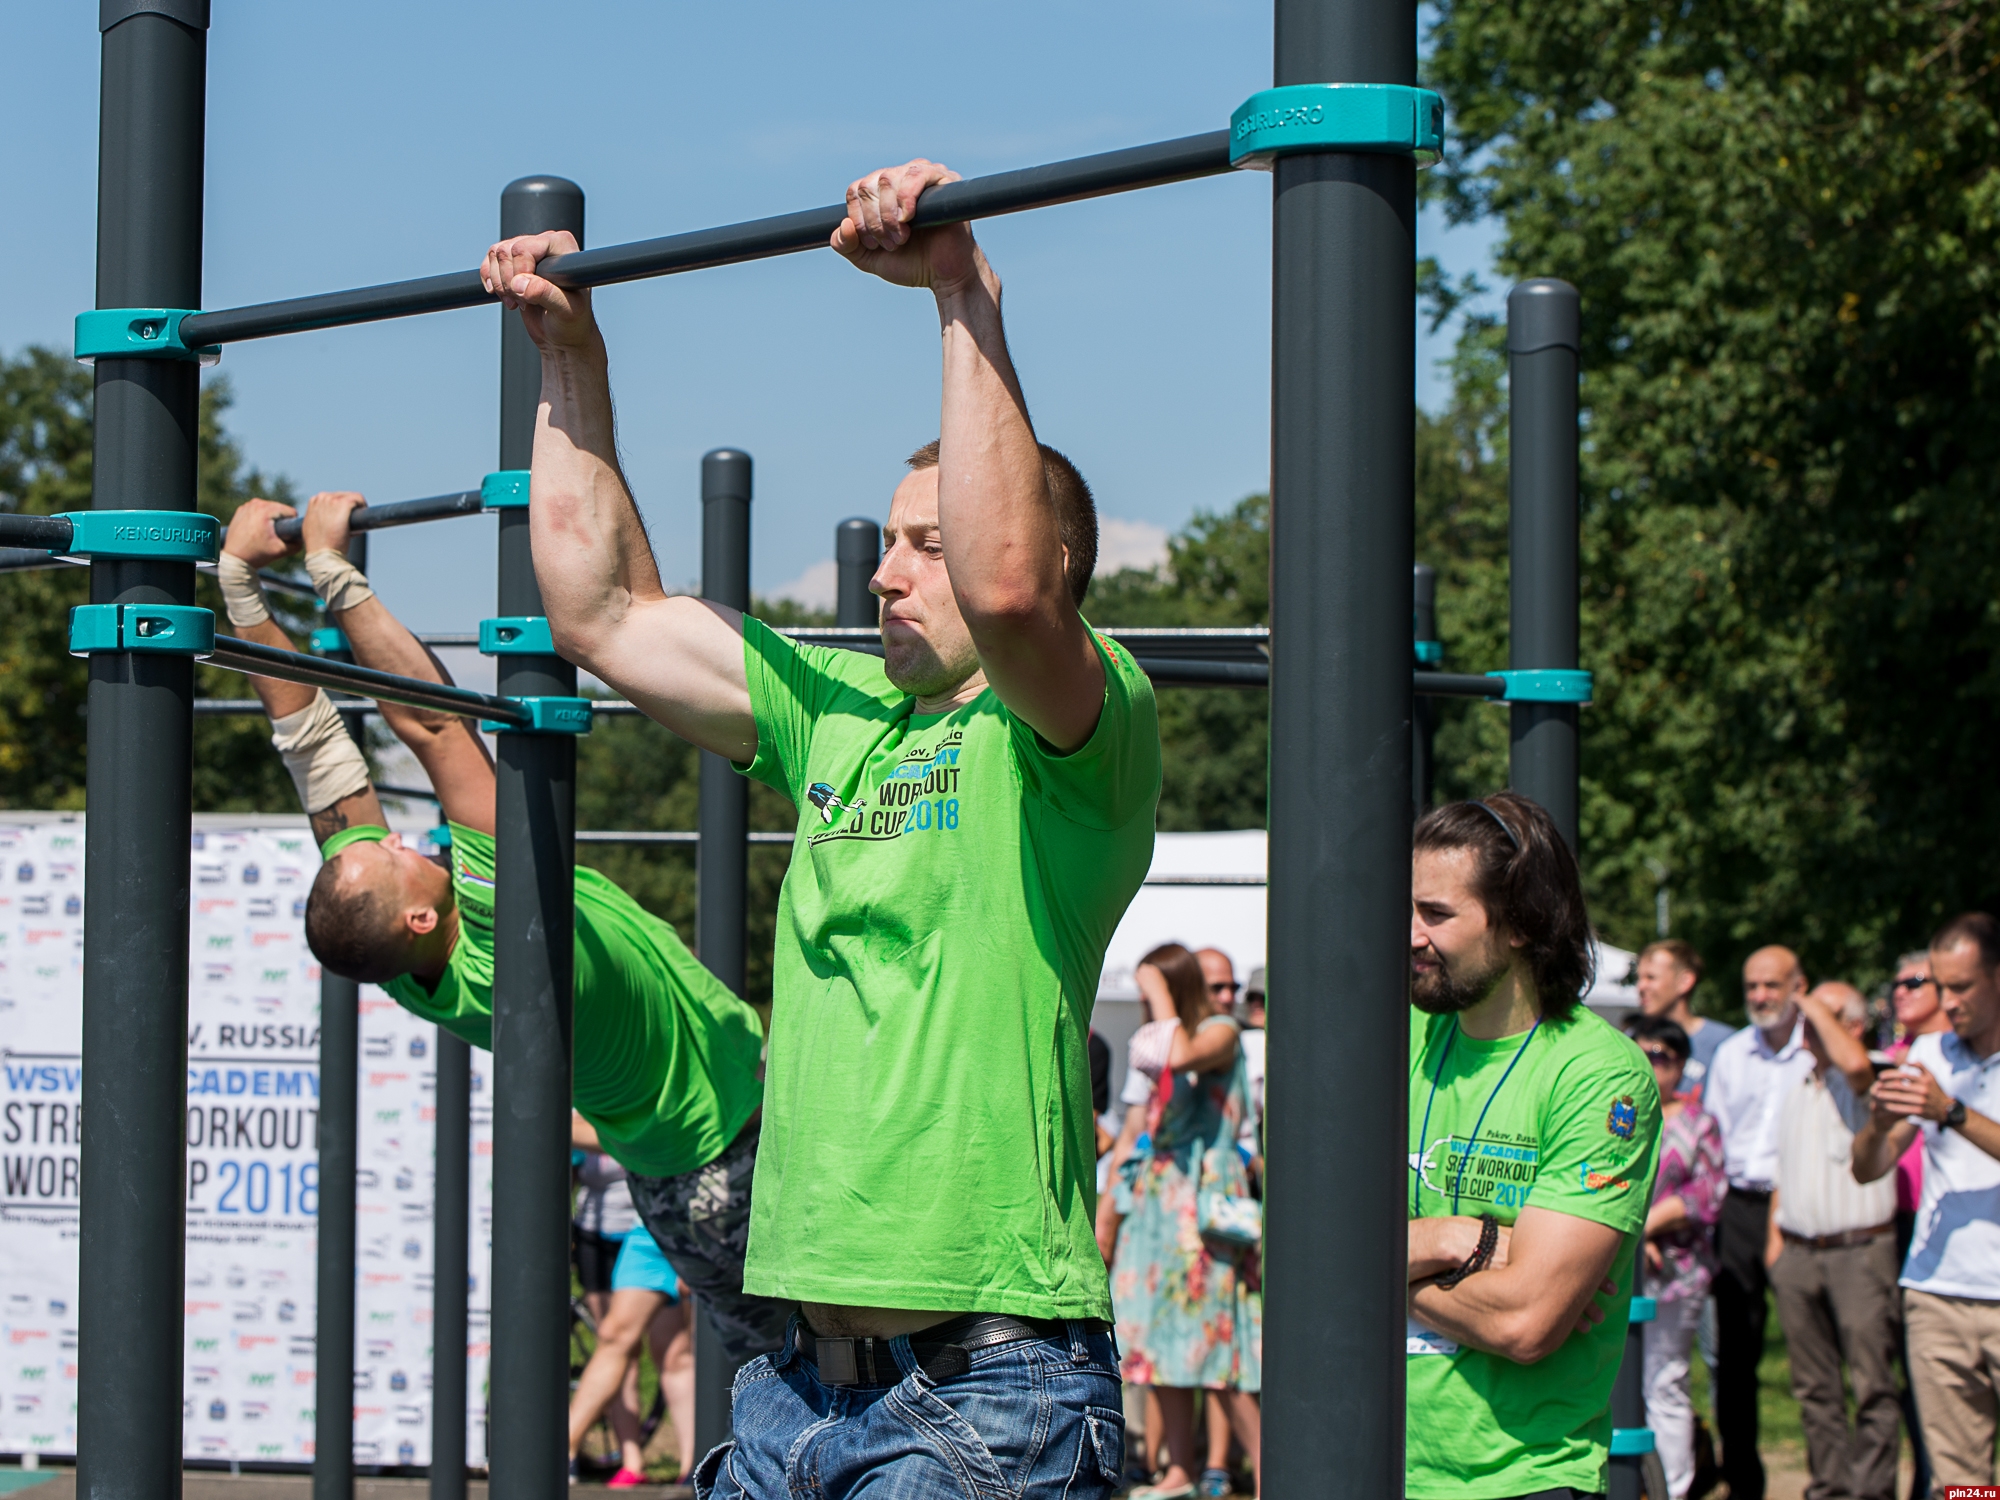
left=406, top=905, right=440, bottom=937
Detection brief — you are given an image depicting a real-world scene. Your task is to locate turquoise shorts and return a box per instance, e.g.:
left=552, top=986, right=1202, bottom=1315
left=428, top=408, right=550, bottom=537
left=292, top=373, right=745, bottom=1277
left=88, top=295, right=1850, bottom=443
left=610, top=1228, right=680, bottom=1300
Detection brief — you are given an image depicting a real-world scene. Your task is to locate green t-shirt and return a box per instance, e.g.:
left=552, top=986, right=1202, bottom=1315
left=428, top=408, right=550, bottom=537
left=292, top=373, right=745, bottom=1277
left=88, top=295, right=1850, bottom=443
left=738, top=617, right=1160, bottom=1316
left=1406, top=1005, right=1662, bottom=1498
left=382, top=823, right=765, bottom=1179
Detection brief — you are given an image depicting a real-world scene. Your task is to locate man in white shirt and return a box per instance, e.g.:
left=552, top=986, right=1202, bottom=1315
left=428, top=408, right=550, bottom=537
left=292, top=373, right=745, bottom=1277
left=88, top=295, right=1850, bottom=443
left=1854, top=912, right=2000, bottom=1493
left=1767, top=982, right=1899, bottom=1500
left=1637, top=938, right=1738, bottom=1107
left=1704, top=944, right=1817, bottom=1500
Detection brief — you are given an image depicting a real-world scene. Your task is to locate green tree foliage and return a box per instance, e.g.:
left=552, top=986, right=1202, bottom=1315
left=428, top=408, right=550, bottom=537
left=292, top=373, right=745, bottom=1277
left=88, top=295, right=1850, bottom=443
left=1425, top=0, right=2000, bottom=989
left=1088, top=495, right=1271, bottom=830
left=0, top=348, right=302, bottom=811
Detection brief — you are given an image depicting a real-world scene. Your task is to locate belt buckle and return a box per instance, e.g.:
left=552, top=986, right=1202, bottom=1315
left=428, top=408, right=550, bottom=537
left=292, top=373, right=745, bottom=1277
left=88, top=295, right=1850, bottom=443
left=817, top=1336, right=860, bottom=1386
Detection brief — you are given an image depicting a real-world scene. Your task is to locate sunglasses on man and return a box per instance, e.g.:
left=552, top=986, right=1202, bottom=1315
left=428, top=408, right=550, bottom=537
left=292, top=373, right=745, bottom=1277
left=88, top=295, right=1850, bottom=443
left=1209, top=981, right=1240, bottom=995
left=1640, top=1046, right=1683, bottom=1066
left=1891, top=975, right=1934, bottom=993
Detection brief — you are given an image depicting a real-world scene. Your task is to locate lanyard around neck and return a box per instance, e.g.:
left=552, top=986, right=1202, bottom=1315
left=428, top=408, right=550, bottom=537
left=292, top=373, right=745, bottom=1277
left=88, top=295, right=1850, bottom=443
left=1413, top=1014, right=1544, bottom=1217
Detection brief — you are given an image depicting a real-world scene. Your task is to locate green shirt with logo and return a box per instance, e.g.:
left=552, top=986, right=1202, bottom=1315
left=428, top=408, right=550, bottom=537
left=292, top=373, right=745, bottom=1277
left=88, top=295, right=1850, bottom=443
left=382, top=822, right=765, bottom=1179
left=737, top=618, right=1160, bottom=1316
left=1406, top=1005, right=1662, bottom=1498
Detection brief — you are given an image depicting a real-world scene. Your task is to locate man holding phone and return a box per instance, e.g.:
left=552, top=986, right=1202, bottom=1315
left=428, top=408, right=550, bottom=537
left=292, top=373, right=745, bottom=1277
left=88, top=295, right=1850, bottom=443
left=1853, top=912, right=2000, bottom=1494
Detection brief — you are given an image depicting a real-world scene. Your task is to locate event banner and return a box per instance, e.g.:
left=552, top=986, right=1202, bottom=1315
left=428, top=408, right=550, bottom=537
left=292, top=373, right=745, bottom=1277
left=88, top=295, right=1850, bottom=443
left=0, top=816, right=493, bottom=1468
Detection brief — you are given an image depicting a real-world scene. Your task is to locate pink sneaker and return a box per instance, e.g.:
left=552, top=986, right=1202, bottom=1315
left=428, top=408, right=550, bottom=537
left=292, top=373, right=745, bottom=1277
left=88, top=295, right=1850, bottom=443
left=606, top=1469, right=647, bottom=1489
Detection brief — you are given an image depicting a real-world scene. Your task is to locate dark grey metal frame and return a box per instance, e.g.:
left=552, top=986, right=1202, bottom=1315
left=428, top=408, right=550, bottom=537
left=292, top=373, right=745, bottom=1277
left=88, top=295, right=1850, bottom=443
left=67, top=1, right=1596, bottom=1491
left=78, top=8, right=208, bottom=1497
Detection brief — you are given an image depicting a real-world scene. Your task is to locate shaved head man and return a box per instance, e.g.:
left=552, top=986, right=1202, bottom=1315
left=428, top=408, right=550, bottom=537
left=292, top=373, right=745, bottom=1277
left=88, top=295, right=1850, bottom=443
left=1706, top=944, right=1818, bottom=1500
left=1196, top=948, right=1239, bottom=1011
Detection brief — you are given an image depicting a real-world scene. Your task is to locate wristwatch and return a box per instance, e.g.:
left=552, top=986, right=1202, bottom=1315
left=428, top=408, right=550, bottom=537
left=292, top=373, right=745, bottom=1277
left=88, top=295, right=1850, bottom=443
left=1945, top=1099, right=1969, bottom=1131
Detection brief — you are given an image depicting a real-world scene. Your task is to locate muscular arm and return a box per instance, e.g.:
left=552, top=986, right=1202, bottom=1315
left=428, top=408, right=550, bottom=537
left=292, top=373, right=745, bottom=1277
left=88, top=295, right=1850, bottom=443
left=481, top=236, right=756, bottom=763
left=835, top=162, right=1106, bottom=751
left=300, top=493, right=496, bottom=837
left=1409, top=1206, right=1625, bottom=1364
left=220, top=500, right=386, bottom=848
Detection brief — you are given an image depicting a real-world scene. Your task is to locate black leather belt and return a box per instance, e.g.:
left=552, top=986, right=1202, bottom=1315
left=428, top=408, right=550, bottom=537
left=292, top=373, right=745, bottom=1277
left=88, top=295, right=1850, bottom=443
left=800, top=1313, right=1098, bottom=1388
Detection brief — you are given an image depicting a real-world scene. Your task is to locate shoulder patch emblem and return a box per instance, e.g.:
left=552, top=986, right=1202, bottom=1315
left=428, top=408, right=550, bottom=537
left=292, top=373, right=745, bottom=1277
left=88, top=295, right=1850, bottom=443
left=1607, top=1095, right=1638, bottom=1140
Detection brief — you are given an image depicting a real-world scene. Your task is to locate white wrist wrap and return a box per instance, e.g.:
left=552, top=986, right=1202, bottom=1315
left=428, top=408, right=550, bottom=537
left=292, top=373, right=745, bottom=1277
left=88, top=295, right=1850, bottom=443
left=270, top=690, right=372, bottom=815
left=215, top=552, right=272, bottom=629
left=305, top=549, right=376, bottom=614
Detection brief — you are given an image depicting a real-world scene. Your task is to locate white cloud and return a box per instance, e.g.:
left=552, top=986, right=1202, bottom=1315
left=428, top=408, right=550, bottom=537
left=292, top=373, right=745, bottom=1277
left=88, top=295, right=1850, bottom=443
left=1095, top=516, right=1171, bottom=576
left=767, top=557, right=839, bottom=611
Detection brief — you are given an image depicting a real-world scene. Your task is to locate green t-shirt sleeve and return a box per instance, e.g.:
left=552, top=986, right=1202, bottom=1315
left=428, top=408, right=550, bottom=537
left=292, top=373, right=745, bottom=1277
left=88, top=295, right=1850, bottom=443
left=1008, top=629, right=1162, bottom=831
left=1527, top=1026, right=1662, bottom=1235
left=739, top=616, right=892, bottom=804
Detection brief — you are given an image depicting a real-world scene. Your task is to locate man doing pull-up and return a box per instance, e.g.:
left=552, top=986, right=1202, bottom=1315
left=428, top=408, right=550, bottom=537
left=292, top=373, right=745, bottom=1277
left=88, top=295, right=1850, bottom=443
left=482, top=157, right=1160, bottom=1497
left=217, top=492, right=785, bottom=1363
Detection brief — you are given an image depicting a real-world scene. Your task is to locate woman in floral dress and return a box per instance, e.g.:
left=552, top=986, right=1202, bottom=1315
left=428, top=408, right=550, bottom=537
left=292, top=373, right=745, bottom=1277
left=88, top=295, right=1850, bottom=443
left=1100, top=943, right=1261, bottom=1499
left=1628, top=1015, right=1728, bottom=1500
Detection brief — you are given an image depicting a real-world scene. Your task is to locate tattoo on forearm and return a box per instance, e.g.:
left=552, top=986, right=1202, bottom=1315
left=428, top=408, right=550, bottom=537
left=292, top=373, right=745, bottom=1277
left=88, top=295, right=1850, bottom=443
left=309, top=806, right=351, bottom=845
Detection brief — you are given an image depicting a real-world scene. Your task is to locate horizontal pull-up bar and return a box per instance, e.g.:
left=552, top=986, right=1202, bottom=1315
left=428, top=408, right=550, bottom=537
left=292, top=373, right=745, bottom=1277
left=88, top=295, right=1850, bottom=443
left=1414, top=671, right=1508, bottom=699
left=273, top=489, right=484, bottom=542
left=207, top=635, right=533, bottom=727
left=175, top=132, right=1233, bottom=347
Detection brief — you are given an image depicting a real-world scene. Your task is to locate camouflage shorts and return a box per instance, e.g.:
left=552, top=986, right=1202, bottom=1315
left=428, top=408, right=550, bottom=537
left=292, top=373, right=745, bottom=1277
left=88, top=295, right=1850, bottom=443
left=626, top=1122, right=793, bottom=1365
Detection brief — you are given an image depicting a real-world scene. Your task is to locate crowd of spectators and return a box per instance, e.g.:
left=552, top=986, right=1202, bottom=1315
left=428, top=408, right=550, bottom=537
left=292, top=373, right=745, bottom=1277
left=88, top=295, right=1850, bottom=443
left=1627, top=917, right=2000, bottom=1500
left=1098, top=945, right=1266, bottom=1499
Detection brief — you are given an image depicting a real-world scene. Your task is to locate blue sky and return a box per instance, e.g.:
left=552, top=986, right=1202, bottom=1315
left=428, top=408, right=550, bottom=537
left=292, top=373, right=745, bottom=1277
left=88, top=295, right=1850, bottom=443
left=1, top=0, right=1501, bottom=634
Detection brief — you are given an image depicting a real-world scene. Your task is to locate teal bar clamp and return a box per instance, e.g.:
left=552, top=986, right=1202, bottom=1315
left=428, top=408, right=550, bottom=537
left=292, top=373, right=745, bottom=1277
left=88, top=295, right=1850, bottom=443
left=479, top=617, right=555, bottom=655
left=1230, top=84, right=1445, bottom=168
left=55, top=510, right=220, bottom=563
left=73, top=309, right=220, bottom=367
left=1414, top=640, right=1443, bottom=666
left=1628, top=1295, right=1658, bottom=1324
left=480, top=696, right=594, bottom=736
left=1609, top=1429, right=1657, bottom=1457
left=68, top=603, right=216, bottom=658
left=481, top=471, right=530, bottom=509
left=1487, top=668, right=1593, bottom=705
left=309, top=627, right=350, bottom=655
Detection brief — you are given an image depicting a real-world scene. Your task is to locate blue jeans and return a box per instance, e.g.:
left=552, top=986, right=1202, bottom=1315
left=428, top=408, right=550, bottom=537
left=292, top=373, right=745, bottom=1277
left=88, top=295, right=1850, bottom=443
left=693, top=1314, right=1125, bottom=1499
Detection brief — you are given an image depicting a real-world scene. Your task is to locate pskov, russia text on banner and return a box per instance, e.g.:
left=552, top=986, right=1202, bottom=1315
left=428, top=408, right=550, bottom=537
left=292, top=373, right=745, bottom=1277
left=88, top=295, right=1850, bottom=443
left=0, top=814, right=494, bottom=1469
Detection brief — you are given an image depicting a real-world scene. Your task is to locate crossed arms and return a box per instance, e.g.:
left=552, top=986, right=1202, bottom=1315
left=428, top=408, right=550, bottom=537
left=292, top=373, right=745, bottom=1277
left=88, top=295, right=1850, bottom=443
left=1409, top=1209, right=1625, bottom=1364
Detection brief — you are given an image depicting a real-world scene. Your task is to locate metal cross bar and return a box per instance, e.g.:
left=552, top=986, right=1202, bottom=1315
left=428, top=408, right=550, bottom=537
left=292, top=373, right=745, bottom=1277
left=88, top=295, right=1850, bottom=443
left=0, top=514, right=77, bottom=551
left=205, top=635, right=532, bottom=726
left=272, top=488, right=485, bottom=542
left=175, top=133, right=1233, bottom=348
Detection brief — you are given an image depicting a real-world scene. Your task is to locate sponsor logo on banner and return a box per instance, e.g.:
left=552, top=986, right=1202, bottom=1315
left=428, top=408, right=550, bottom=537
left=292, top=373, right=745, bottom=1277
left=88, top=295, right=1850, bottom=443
left=0, top=821, right=494, bottom=1465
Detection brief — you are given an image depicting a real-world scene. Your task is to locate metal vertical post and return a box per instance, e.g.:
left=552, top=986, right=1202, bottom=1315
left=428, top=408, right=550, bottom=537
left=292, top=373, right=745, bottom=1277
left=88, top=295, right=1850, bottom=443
left=430, top=1032, right=470, bottom=1499
left=1506, top=278, right=1581, bottom=851
left=489, top=174, right=584, bottom=1500
left=316, top=540, right=365, bottom=1500
left=834, top=517, right=878, bottom=628
left=1609, top=1298, right=1655, bottom=1500
left=694, top=449, right=752, bottom=1460
left=78, top=5, right=207, bottom=1499
left=1261, top=0, right=1416, bottom=1492
left=1412, top=561, right=1438, bottom=817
